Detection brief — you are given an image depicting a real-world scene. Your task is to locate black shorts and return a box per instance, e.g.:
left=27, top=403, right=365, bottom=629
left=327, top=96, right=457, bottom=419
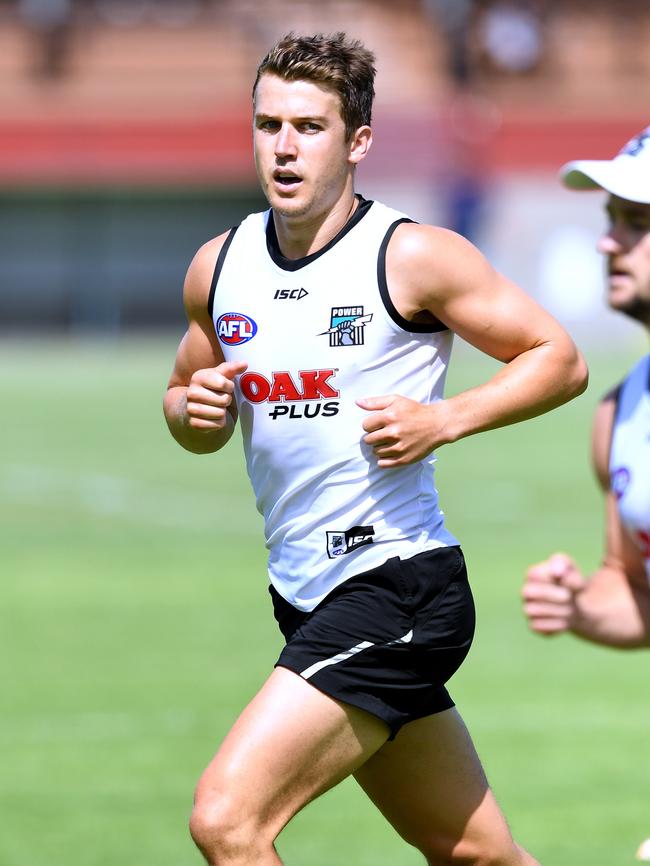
left=270, top=545, right=475, bottom=739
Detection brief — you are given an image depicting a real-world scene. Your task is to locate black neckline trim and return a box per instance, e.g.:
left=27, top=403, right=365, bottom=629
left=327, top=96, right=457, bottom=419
left=208, top=225, right=238, bottom=319
left=377, top=219, right=449, bottom=334
left=265, top=195, right=373, bottom=272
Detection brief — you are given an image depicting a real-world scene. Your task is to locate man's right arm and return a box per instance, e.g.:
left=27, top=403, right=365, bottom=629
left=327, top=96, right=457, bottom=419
left=522, top=394, right=650, bottom=648
left=163, top=234, right=248, bottom=455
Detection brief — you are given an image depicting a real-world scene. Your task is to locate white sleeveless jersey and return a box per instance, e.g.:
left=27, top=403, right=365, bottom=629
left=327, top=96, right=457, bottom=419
left=609, top=354, right=650, bottom=580
left=210, top=198, right=459, bottom=611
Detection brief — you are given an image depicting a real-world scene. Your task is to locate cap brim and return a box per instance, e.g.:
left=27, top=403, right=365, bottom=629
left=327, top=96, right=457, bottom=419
left=560, top=160, right=608, bottom=191
left=559, top=158, right=650, bottom=204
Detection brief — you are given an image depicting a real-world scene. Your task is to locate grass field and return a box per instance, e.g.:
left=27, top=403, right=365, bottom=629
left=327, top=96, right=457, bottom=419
left=2, top=334, right=649, bottom=866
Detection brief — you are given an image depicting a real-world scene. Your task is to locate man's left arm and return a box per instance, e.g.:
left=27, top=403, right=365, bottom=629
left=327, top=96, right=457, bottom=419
left=358, top=223, right=588, bottom=467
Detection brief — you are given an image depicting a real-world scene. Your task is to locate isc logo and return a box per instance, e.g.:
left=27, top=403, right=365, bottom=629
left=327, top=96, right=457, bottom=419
left=273, top=288, right=308, bottom=300
left=216, top=312, right=258, bottom=346
left=240, top=369, right=339, bottom=403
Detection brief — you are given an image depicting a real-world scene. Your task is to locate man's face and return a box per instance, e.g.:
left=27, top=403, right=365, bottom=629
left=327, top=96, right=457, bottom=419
left=598, top=195, right=650, bottom=325
left=253, top=74, right=365, bottom=220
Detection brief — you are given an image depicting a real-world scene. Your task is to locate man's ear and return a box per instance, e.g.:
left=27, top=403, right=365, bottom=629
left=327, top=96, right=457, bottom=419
left=348, top=125, right=373, bottom=166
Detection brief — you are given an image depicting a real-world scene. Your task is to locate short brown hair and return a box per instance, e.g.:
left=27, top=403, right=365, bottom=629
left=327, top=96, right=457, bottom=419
left=253, top=32, right=376, bottom=140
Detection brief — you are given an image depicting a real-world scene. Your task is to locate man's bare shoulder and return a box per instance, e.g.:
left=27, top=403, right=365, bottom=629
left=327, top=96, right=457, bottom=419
left=386, top=221, right=497, bottom=307
left=592, top=385, right=621, bottom=490
left=389, top=222, right=472, bottom=261
left=184, top=231, right=233, bottom=318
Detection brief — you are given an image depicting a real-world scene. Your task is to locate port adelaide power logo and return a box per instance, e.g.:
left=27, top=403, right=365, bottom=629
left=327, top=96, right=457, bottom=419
left=319, top=306, right=373, bottom=347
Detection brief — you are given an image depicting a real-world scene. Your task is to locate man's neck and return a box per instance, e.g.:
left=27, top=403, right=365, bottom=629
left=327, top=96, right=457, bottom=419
left=272, top=192, right=359, bottom=260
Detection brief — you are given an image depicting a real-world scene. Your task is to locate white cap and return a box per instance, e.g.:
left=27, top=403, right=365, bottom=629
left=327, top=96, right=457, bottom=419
left=560, top=126, right=650, bottom=204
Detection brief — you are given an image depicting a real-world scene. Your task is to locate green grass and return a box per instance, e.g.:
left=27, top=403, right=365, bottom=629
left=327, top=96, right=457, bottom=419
left=1, top=334, right=648, bottom=866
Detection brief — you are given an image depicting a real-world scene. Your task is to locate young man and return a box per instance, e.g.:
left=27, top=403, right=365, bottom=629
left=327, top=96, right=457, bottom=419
left=521, top=124, right=650, bottom=864
left=164, top=32, right=587, bottom=866
left=522, top=128, right=650, bottom=647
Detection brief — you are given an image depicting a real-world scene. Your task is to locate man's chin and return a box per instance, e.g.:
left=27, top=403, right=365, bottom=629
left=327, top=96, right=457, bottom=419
left=608, top=293, right=650, bottom=323
left=270, top=197, right=311, bottom=218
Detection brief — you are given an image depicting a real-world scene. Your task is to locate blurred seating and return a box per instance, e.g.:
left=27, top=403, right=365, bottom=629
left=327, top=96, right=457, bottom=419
left=0, top=0, right=447, bottom=120
left=0, top=0, right=648, bottom=120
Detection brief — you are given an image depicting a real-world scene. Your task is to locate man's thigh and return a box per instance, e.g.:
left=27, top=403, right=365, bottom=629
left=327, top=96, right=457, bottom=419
left=193, top=666, right=390, bottom=838
left=353, top=708, right=519, bottom=862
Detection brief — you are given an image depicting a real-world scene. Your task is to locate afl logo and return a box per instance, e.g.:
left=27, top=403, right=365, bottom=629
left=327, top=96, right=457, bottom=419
left=217, top=312, right=258, bottom=346
left=611, top=466, right=631, bottom=500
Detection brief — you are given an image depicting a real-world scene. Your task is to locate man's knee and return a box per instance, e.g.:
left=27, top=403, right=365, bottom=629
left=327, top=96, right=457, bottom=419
left=423, top=832, right=531, bottom=866
left=189, top=794, right=272, bottom=864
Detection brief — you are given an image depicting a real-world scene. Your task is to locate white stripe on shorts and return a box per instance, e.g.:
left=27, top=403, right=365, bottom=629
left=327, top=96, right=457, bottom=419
left=299, top=630, right=413, bottom=680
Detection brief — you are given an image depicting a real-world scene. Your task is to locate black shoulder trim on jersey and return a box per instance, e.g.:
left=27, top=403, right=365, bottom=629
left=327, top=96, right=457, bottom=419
left=207, top=226, right=239, bottom=320
left=610, top=382, right=623, bottom=407
left=265, top=195, right=373, bottom=271
left=378, top=219, right=449, bottom=333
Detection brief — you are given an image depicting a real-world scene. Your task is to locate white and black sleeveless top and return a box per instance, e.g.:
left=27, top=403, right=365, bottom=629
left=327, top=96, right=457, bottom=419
left=609, top=354, right=650, bottom=580
left=210, top=197, right=459, bottom=611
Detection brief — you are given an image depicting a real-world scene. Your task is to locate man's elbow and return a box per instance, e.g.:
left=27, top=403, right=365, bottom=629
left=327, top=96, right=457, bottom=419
left=566, top=349, right=589, bottom=400
left=547, top=334, right=589, bottom=402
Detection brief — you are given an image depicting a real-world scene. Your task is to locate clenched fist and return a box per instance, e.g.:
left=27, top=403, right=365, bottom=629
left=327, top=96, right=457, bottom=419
left=356, top=394, right=451, bottom=468
left=186, top=361, right=248, bottom=431
left=522, top=553, right=586, bottom=635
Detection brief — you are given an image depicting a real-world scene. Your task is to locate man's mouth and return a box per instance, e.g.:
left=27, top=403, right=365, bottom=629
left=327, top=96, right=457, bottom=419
left=608, top=260, right=630, bottom=279
left=273, top=170, right=302, bottom=188
left=607, top=266, right=635, bottom=292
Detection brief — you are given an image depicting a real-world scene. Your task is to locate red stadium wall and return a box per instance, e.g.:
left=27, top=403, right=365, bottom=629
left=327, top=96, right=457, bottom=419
left=0, top=113, right=646, bottom=188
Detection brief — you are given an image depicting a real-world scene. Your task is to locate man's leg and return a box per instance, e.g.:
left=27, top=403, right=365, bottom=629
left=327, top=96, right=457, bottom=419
left=354, top=707, right=540, bottom=866
left=189, top=665, right=390, bottom=866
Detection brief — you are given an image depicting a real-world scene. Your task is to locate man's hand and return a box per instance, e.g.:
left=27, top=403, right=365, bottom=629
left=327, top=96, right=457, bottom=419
left=522, top=553, right=586, bottom=635
left=186, top=360, right=248, bottom=431
left=356, top=394, right=450, bottom=468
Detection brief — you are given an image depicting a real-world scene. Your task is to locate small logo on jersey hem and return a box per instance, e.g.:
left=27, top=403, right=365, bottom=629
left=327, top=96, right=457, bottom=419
left=326, top=525, right=375, bottom=558
left=274, top=287, right=308, bottom=300
left=216, top=312, right=258, bottom=346
left=319, top=306, right=372, bottom=347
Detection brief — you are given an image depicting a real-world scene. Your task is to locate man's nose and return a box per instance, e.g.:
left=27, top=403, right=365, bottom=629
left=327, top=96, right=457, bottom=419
left=597, top=222, right=626, bottom=255
left=275, top=124, right=297, bottom=158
